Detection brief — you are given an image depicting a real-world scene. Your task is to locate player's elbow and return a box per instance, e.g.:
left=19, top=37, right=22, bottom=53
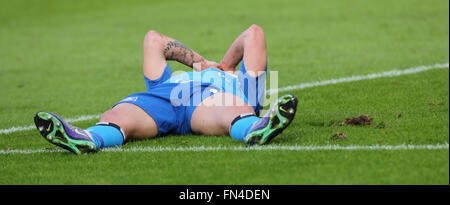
left=145, top=30, right=160, bottom=38
left=245, top=24, right=265, bottom=40
left=248, top=24, right=264, bottom=35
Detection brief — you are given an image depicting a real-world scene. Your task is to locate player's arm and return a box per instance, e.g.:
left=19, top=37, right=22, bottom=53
left=218, top=28, right=248, bottom=71
left=219, top=31, right=247, bottom=71
left=158, top=32, right=218, bottom=71
left=218, top=24, right=267, bottom=73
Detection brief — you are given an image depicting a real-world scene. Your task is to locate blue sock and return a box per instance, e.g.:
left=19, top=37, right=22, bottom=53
left=86, top=122, right=125, bottom=149
left=230, top=113, right=260, bottom=142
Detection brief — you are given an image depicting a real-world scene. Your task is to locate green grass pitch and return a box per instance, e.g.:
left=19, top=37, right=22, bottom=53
left=0, top=0, right=448, bottom=184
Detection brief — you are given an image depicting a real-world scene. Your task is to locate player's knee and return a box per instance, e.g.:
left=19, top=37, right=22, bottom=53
left=100, top=110, right=119, bottom=125
left=100, top=109, right=133, bottom=134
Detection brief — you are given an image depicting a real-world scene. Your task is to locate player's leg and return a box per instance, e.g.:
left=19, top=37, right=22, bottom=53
left=191, top=92, right=298, bottom=145
left=190, top=93, right=255, bottom=135
left=34, top=103, right=158, bottom=154
left=34, top=102, right=158, bottom=154
left=98, top=103, right=158, bottom=140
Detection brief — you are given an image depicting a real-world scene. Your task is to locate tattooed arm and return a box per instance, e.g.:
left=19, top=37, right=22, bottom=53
left=162, top=36, right=218, bottom=71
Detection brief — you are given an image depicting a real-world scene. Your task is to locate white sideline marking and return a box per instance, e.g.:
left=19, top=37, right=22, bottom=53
left=0, top=62, right=448, bottom=135
left=0, top=144, right=448, bottom=155
left=0, top=114, right=100, bottom=135
left=268, top=62, right=449, bottom=94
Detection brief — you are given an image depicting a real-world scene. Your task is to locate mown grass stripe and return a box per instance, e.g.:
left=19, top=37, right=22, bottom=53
left=1, top=144, right=448, bottom=155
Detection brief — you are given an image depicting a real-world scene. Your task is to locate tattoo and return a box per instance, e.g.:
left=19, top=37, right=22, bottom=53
left=163, top=40, right=205, bottom=67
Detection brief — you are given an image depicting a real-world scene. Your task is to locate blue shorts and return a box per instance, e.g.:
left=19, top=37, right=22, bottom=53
left=114, top=62, right=266, bottom=136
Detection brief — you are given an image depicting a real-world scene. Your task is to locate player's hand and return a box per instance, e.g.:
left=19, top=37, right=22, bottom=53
left=216, top=63, right=235, bottom=72
left=200, top=60, right=220, bottom=70
left=193, top=60, right=219, bottom=71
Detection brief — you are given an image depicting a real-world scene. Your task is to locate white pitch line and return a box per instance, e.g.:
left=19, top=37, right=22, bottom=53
left=0, top=114, right=100, bottom=135
left=268, top=62, right=449, bottom=94
left=0, top=144, right=448, bottom=155
left=0, top=62, right=448, bottom=135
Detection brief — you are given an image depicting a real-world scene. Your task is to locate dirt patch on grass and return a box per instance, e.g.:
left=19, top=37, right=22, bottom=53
left=331, top=131, right=347, bottom=140
left=342, top=115, right=373, bottom=126
left=331, top=115, right=373, bottom=126
left=428, top=100, right=444, bottom=106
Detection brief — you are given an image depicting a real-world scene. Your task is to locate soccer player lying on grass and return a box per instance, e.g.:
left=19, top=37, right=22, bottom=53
left=34, top=24, right=298, bottom=154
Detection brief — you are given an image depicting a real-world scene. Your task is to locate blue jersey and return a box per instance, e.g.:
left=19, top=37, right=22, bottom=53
left=163, top=67, right=248, bottom=108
